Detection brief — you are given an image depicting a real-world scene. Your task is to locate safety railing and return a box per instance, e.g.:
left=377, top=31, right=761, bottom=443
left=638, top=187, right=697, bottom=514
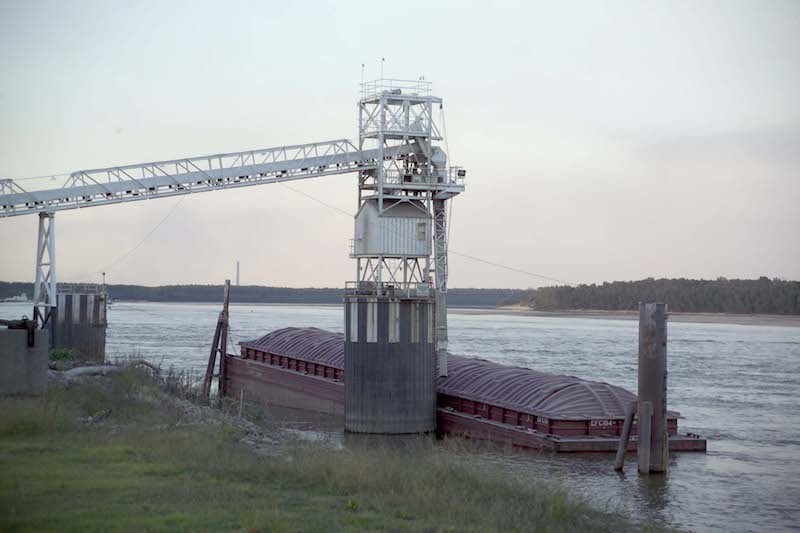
left=379, top=169, right=466, bottom=191
left=57, top=283, right=108, bottom=295
left=345, top=281, right=432, bottom=299
left=447, top=167, right=467, bottom=187
left=360, top=78, right=432, bottom=100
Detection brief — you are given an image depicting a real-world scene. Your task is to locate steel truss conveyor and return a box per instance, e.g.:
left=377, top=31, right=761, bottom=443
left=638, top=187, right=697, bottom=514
left=0, top=140, right=412, bottom=216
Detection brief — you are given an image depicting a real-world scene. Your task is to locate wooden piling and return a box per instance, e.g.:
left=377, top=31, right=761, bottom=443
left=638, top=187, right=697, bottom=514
left=614, top=400, right=637, bottom=471
left=202, top=280, right=231, bottom=400
left=219, top=280, right=230, bottom=398
left=202, top=320, right=222, bottom=398
left=638, top=302, right=669, bottom=474
left=637, top=401, right=652, bottom=474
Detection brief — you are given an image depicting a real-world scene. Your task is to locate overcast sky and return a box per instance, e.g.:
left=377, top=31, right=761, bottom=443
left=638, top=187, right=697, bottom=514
left=1, top=0, right=798, bottom=288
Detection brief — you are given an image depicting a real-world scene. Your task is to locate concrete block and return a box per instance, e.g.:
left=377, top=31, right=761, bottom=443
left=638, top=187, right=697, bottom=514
left=0, top=329, right=48, bottom=395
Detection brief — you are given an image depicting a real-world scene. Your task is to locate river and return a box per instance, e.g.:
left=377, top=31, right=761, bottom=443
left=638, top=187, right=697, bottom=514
left=2, top=301, right=798, bottom=532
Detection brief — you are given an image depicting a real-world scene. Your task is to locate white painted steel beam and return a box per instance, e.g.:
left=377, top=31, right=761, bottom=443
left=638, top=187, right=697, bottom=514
left=0, top=140, right=414, bottom=218
left=433, top=199, right=449, bottom=377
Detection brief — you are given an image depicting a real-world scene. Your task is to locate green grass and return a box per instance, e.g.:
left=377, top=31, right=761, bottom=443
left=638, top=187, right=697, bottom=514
left=0, top=370, right=632, bottom=532
left=49, top=347, right=79, bottom=361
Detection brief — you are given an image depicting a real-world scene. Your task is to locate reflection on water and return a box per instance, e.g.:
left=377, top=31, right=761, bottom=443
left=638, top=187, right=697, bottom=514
left=2, top=301, right=798, bottom=532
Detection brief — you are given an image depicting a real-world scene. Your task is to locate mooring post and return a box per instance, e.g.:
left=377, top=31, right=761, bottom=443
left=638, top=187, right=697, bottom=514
left=614, top=400, right=638, bottom=471
left=202, top=325, right=220, bottom=399
left=638, top=301, right=669, bottom=474
left=202, top=279, right=232, bottom=401
left=637, top=401, right=653, bottom=475
left=219, top=280, right=231, bottom=399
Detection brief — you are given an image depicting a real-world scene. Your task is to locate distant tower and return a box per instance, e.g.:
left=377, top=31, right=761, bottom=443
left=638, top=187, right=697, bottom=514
left=344, top=78, right=465, bottom=434
left=236, top=260, right=240, bottom=287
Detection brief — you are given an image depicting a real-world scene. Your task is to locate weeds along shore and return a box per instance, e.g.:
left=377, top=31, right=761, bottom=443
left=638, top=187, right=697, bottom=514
left=0, top=359, right=637, bottom=532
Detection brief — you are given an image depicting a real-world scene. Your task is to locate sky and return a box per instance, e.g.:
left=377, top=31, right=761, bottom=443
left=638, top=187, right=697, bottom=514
left=0, top=0, right=798, bottom=288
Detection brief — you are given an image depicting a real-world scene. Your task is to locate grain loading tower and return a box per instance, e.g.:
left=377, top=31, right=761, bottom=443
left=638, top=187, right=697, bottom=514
left=344, top=79, right=465, bottom=433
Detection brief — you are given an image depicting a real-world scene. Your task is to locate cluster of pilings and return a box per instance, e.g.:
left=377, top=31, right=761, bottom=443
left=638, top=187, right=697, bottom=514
left=615, top=302, right=670, bottom=475
left=50, top=291, right=108, bottom=362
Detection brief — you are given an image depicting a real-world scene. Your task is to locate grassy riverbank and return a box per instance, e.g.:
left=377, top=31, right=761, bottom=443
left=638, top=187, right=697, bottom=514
left=0, top=367, right=632, bottom=532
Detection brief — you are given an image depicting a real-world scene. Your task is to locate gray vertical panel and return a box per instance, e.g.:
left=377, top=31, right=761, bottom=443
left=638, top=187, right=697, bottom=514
left=63, top=294, right=72, bottom=326
left=99, top=295, right=107, bottom=325
left=79, top=294, right=88, bottom=325
left=388, top=301, right=399, bottom=343
left=71, top=294, right=80, bottom=325
left=92, top=297, right=100, bottom=327
left=366, top=299, right=377, bottom=343
left=357, top=298, right=367, bottom=346
left=48, top=300, right=57, bottom=348
left=86, top=294, right=94, bottom=325
left=62, top=294, right=73, bottom=347
left=377, top=298, right=388, bottom=344
left=344, top=299, right=351, bottom=342
left=350, top=301, right=358, bottom=341
left=57, top=293, right=66, bottom=324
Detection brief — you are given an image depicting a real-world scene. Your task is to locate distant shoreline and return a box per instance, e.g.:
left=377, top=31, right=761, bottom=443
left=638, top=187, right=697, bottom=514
left=454, top=307, right=800, bottom=327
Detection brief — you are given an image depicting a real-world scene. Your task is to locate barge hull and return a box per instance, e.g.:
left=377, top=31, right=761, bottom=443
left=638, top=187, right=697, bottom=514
left=227, top=357, right=343, bottom=415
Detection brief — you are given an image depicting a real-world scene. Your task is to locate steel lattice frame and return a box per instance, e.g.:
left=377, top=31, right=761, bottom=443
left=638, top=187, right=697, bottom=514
left=354, top=80, right=464, bottom=376
left=32, top=212, right=56, bottom=325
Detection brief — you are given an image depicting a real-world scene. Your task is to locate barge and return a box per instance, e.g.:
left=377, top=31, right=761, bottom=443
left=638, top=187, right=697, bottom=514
left=225, top=327, right=706, bottom=452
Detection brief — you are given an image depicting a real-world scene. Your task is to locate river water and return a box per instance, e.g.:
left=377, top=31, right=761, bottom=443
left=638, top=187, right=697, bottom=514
left=3, top=301, right=798, bottom=531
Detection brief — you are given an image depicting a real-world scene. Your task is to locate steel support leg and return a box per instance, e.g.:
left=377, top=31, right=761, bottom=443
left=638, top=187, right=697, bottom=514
left=32, top=212, right=56, bottom=328
left=433, top=199, right=448, bottom=377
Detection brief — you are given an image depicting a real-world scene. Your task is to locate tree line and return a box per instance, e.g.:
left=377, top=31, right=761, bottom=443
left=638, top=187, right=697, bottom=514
left=0, top=282, right=524, bottom=309
left=4, top=278, right=798, bottom=314
left=521, top=277, right=800, bottom=315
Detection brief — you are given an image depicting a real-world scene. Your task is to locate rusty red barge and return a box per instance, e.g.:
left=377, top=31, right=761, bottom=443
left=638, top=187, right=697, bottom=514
left=224, top=327, right=706, bottom=453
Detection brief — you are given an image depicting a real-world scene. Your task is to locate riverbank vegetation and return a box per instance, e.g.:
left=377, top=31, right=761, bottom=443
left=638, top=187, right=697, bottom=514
left=521, top=277, right=800, bottom=315
left=0, top=366, right=632, bottom=531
